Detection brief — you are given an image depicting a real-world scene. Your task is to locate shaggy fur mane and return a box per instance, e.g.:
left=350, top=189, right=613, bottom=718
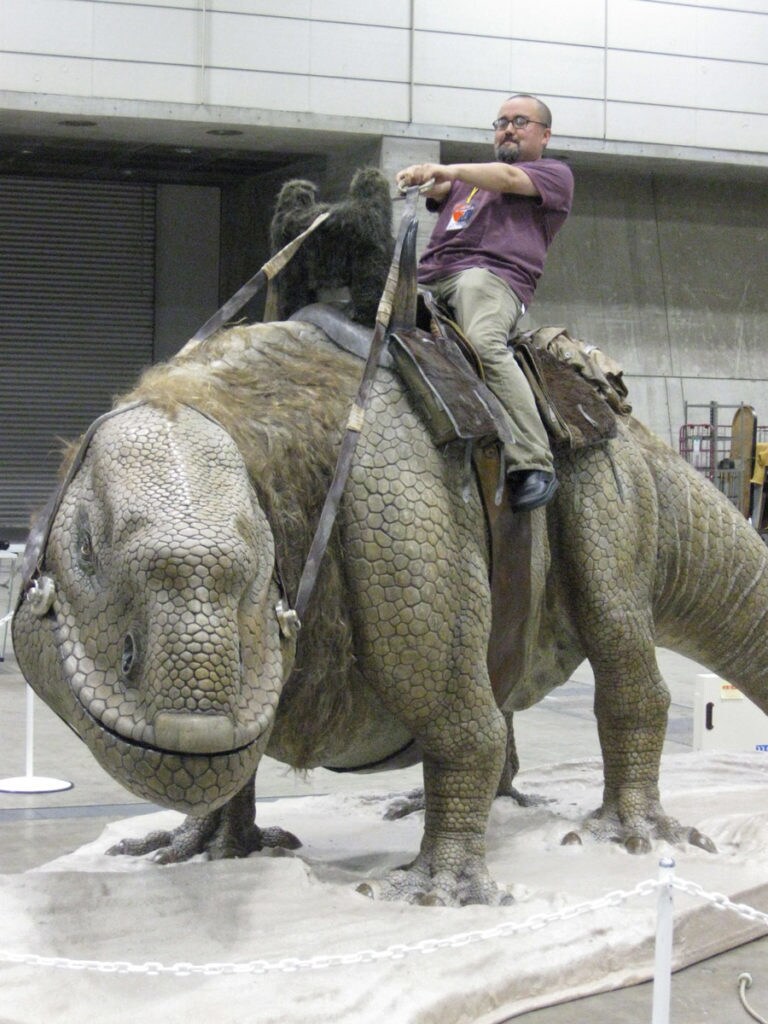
left=269, top=166, right=394, bottom=324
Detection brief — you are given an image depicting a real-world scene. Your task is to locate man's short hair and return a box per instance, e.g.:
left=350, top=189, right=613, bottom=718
left=507, top=93, right=552, bottom=129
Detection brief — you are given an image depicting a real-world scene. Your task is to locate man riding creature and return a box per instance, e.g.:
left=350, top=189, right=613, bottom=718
left=12, top=99, right=768, bottom=908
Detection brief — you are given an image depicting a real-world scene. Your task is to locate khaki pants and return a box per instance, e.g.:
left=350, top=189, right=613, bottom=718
left=427, top=267, right=553, bottom=472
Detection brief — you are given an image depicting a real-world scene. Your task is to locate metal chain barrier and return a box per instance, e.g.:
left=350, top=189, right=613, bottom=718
left=670, top=877, right=768, bottom=929
left=0, top=878, right=659, bottom=977
left=1, top=863, right=767, bottom=1006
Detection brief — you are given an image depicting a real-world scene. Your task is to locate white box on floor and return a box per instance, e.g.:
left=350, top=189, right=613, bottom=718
left=693, top=676, right=768, bottom=752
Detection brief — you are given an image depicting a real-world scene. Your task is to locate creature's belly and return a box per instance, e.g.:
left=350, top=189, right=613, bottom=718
left=266, top=684, right=417, bottom=773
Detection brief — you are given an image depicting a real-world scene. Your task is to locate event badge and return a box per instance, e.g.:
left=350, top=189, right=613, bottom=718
left=446, top=187, right=479, bottom=231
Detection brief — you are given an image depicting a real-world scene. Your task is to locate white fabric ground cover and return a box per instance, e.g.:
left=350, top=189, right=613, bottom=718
left=1, top=752, right=767, bottom=1023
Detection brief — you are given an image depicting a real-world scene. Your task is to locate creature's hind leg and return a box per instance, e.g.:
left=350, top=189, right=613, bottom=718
left=495, top=710, right=544, bottom=806
left=583, top=626, right=714, bottom=853
left=558, top=444, right=715, bottom=853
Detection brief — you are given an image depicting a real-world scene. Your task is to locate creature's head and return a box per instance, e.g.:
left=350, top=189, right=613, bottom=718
left=13, top=402, right=291, bottom=813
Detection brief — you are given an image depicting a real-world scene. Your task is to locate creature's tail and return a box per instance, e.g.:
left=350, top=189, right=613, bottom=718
left=649, top=424, right=768, bottom=712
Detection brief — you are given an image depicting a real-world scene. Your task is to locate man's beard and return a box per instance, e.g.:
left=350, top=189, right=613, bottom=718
left=494, top=141, right=520, bottom=164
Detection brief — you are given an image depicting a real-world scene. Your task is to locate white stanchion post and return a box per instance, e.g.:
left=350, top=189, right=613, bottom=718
left=651, top=856, right=675, bottom=1024
left=0, top=685, right=73, bottom=794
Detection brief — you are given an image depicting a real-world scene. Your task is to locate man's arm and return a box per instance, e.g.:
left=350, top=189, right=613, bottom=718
left=395, top=161, right=539, bottom=199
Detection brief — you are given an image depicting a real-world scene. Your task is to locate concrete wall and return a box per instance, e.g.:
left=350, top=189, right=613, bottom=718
left=528, top=167, right=768, bottom=445
left=154, top=184, right=220, bottom=362
left=2, top=0, right=766, bottom=449
left=210, top=151, right=767, bottom=450
left=2, top=0, right=767, bottom=162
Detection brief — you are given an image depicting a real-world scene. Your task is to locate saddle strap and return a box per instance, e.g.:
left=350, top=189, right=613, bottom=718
left=473, top=446, right=532, bottom=707
left=292, top=188, right=421, bottom=623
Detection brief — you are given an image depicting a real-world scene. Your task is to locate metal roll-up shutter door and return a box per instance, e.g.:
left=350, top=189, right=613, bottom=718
left=0, top=177, right=156, bottom=538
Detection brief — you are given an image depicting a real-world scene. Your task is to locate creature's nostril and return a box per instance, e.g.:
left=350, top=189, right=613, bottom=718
left=121, top=633, right=136, bottom=678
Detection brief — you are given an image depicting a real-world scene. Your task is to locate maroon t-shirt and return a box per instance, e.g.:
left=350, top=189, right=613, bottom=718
left=417, top=158, right=574, bottom=308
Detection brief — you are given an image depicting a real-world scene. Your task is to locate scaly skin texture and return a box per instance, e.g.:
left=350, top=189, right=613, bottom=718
left=13, top=405, right=285, bottom=812
left=13, top=321, right=768, bottom=903
left=14, top=322, right=507, bottom=906
left=500, top=419, right=768, bottom=852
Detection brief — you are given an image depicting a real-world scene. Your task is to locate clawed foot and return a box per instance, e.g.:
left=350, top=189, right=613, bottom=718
left=106, top=809, right=300, bottom=864
left=356, top=836, right=512, bottom=907
left=561, top=803, right=717, bottom=855
left=106, top=776, right=301, bottom=864
left=107, top=819, right=301, bottom=864
left=495, top=785, right=549, bottom=808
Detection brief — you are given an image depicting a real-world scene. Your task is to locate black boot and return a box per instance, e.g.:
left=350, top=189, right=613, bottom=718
left=506, top=469, right=558, bottom=512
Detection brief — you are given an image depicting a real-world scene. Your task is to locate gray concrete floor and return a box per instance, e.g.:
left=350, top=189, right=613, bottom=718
left=1, top=632, right=768, bottom=1021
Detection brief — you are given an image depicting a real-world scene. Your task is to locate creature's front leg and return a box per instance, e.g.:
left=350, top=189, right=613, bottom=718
left=411, top=740, right=512, bottom=905
left=359, top=672, right=511, bottom=907
left=107, top=773, right=300, bottom=864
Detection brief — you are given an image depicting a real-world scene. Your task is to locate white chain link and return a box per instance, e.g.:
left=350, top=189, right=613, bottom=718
left=0, top=878, right=659, bottom=977
left=671, top=877, right=768, bottom=929
left=2, top=872, right=767, bottom=979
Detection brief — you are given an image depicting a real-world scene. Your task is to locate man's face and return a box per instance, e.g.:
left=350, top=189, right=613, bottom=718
left=493, top=97, right=551, bottom=165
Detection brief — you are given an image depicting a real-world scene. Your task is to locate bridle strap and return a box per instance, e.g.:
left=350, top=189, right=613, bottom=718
left=17, top=400, right=148, bottom=604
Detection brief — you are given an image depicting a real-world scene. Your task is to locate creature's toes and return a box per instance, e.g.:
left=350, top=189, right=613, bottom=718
left=414, top=890, right=450, bottom=907
left=687, top=827, right=717, bottom=854
left=106, top=829, right=174, bottom=858
left=259, top=825, right=302, bottom=850
left=355, top=873, right=457, bottom=906
left=582, top=804, right=717, bottom=856
left=650, top=816, right=717, bottom=853
left=507, top=787, right=547, bottom=808
left=105, top=839, right=132, bottom=858
left=356, top=865, right=511, bottom=907
left=148, top=845, right=186, bottom=865
left=383, top=788, right=425, bottom=820
left=625, top=834, right=653, bottom=855
left=495, top=783, right=548, bottom=807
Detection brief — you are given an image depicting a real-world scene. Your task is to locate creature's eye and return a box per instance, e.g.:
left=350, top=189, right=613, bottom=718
left=76, top=525, right=95, bottom=574
left=121, top=633, right=137, bottom=679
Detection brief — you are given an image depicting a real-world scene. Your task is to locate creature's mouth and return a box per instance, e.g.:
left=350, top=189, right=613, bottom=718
left=82, top=689, right=271, bottom=757
left=77, top=699, right=259, bottom=759
left=57, top=630, right=274, bottom=758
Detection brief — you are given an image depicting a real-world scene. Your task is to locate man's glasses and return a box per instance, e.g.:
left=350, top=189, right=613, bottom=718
left=492, top=115, right=549, bottom=131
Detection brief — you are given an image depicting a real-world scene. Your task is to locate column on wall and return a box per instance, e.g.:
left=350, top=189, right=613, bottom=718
left=379, top=137, right=440, bottom=255
left=154, top=184, right=220, bottom=362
